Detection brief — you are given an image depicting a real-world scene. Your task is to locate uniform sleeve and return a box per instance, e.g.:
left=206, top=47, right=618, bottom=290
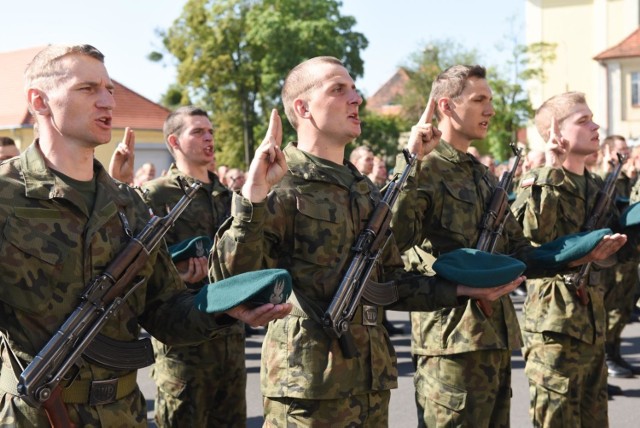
left=390, top=153, right=430, bottom=253
left=511, top=167, right=565, bottom=244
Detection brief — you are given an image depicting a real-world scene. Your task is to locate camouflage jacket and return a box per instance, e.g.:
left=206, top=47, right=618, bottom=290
left=212, top=142, right=462, bottom=399
left=0, top=143, right=224, bottom=425
left=142, top=164, right=241, bottom=366
left=511, top=166, right=612, bottom=345
left=391, top=139, right=532, bottom=356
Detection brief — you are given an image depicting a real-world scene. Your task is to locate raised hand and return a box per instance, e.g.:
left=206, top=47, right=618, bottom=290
left=242, top=109, right=287, bottom=203
left=545, top=117, right=568, bottom=168
left=108, top=127, right=135, bottom=184
left=407, top=96, right=441, bottom=159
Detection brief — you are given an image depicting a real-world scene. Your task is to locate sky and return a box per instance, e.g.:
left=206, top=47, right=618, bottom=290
left=1, top=0, right=524, bottom=102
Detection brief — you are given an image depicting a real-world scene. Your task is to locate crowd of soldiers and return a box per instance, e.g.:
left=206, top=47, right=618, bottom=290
left=0, top=44, right=637, bottom=428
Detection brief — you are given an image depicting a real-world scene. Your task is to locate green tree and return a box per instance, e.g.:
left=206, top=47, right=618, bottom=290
left=485, top=41, right=556, bottom=160
left=398, top=39, right=481, bottom=123
left=152, top=0, right=367, bottom=168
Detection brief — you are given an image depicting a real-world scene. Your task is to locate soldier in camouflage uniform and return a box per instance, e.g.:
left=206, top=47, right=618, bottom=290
left=390, top=64, right=541, bottom=428
left=211, top=56, right=525, bottom=427
left=510, top=92, right=627, bottom=427
left=597, top=135, right=640, bottom=382
left=390, top=66, right=626, bottom=428
left=0, top=44, right=291, bottom=428
left=141, top=107, right=245, bottom=427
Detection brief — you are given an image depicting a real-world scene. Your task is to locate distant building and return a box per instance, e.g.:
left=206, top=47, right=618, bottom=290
left=0, top=46, right=173, bottom=171
left=366, top=68, right=410, bottom=116
left=526, top=0, right=640, bottom=144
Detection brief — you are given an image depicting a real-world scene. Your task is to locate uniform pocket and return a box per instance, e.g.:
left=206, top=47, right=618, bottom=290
left=525, top=359, right=569, bottom=395
left=440, top=180, right=477, bottom=241
left=416, top=370, right=466, bottom=412
left=0, top=213, right=69, bottom=314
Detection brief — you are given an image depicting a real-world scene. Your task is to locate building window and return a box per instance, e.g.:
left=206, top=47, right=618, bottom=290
left=632, top=72, right=640, bottom=106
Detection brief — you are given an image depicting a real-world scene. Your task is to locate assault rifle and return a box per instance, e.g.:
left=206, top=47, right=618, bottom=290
left=322, top=150, right=415, bottom=358
left=564, top=152, right=628, bottom=305
left=475, top=143, right=523, bottom=316
left=17, top=180, right=202, bottom=428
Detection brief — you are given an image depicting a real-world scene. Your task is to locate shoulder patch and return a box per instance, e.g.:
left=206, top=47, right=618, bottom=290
left=520, top=177, right=535, bottom=188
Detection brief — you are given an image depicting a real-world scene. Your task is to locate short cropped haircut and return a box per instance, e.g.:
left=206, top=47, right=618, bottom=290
left=602, top=134, right=626, bottom=150
left=0, top=136, right=16, bottom=147
left=534, top=92, right=586, bottom=141
left=163, top=106, right=210, bottom=155
left=282, top=56, right=344, bottom=129
left=430, top=65, right=487, bottom=120
left=24, top=44, right=104, bottom=93
left=349, top=145, right=373, bottom=163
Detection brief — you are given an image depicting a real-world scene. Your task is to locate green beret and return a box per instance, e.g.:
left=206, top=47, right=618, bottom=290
left=168, top=236, right=213, bottom=262
left=433, top=249, right=526, bottom=288
left=528, top=228, right=611, bottom=268
left=620, top=202, right=640, bottom=228
left=194, top=269, right=292, bottom=313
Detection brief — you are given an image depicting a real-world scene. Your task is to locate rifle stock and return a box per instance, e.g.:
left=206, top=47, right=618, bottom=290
left=475, top=143, right=522, bottom=316
left=322, top=150, right=414, bottom=358
left=17, top=180, right=202, bottom=426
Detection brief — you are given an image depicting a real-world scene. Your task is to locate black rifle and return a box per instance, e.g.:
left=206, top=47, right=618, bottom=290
left=322, top=150, right=415, bottom=358
left=564, top=153, right=628, bottom=305
left=475, top=143, right=522, bottom=316
left=17, top=180, right=202, bottom=428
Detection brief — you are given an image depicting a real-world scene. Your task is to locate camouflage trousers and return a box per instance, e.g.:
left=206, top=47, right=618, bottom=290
left=413, top=349, right=512, bottom=428
left=263, top=390, right=390, bottom=427
left=522, top=331, right=608, bottom=428
left=0, top=389, right=147, bottom=427
left=603, top=261, right=638, bottom=344
left=152, top=334, right=246, bottom=428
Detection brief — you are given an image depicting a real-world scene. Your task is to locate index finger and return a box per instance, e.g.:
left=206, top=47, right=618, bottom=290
left=266, top=109, right=280, bottom=143
left=122, top=127, right=134, bottom=149
left=418, top=96, right=436, bottom=125
left=550, top=117, right=560, bottom=139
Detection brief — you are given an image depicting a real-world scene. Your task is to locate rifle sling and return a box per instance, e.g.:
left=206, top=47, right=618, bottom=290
left=83, top=333, right=154, bottom=370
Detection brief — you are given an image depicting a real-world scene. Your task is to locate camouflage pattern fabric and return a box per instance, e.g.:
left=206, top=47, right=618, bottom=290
left=414, top=350, right=512, bottom=428
left=511, top=166, right=615, bottom=426
left=389, top=139, right=536, bottom=426
left=263, top=390, right=390, bottom=427
left=523, top=331, right=608, bottom=428
left=143, top=165, right=246, bottom=427
left=0, top=142, right=224, bottom=427
left=603, top=261, right=638, bottom=345
left=211, top=142, right=461, bottom=422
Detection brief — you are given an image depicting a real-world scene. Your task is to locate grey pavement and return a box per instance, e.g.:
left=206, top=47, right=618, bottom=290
left=138, top=295, right=640, bottom=427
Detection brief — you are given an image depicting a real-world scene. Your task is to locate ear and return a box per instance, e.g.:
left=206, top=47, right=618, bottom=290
left=167, top=134, right=180, bottom=151
left=293, top=99, right=311, bottom=119
left=28, top=89, right=50, bottom=115
left=438, top=97, right=454, bottom=115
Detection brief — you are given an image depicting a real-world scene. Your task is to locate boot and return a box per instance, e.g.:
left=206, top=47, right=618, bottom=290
left=613, top=338, right=640, bottom=375
left=606, top=342, right=632, bottom=378
left=608, top=383, right=623, bottom=397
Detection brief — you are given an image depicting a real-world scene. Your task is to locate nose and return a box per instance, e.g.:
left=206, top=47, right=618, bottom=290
left=485, top=101, right=495, bottom=117
left=97, top=88, right=115, bottom=110
left=204, top=130, right=214, bottom=142
left=350, top=89, right=363, bottom=105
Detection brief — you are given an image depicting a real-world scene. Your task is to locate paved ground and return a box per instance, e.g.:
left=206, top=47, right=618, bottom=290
left=138, top=295, right=640, bottom=427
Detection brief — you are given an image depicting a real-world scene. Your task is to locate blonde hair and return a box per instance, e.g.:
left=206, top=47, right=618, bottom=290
left=281, top=56, right=343, bottom=129
left=534, top=91, right=586, bottom=141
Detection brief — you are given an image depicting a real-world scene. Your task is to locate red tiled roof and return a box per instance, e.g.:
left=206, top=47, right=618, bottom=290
left=0, top=46, right=170, bottom=129
left=366, top=68, right=411, bottom=115
left=594, top=28, right=640, bottom=60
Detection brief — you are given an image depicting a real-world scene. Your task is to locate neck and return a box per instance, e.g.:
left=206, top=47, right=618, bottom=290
left=175, top=159, right=211, bottom=183
left=563, top=153, right=586, bottom=175
left=296, top=129, right=347, bottom=165
left=38, top=137, right=95, bottom=181
left=440, top=123, right=472, bottom=153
